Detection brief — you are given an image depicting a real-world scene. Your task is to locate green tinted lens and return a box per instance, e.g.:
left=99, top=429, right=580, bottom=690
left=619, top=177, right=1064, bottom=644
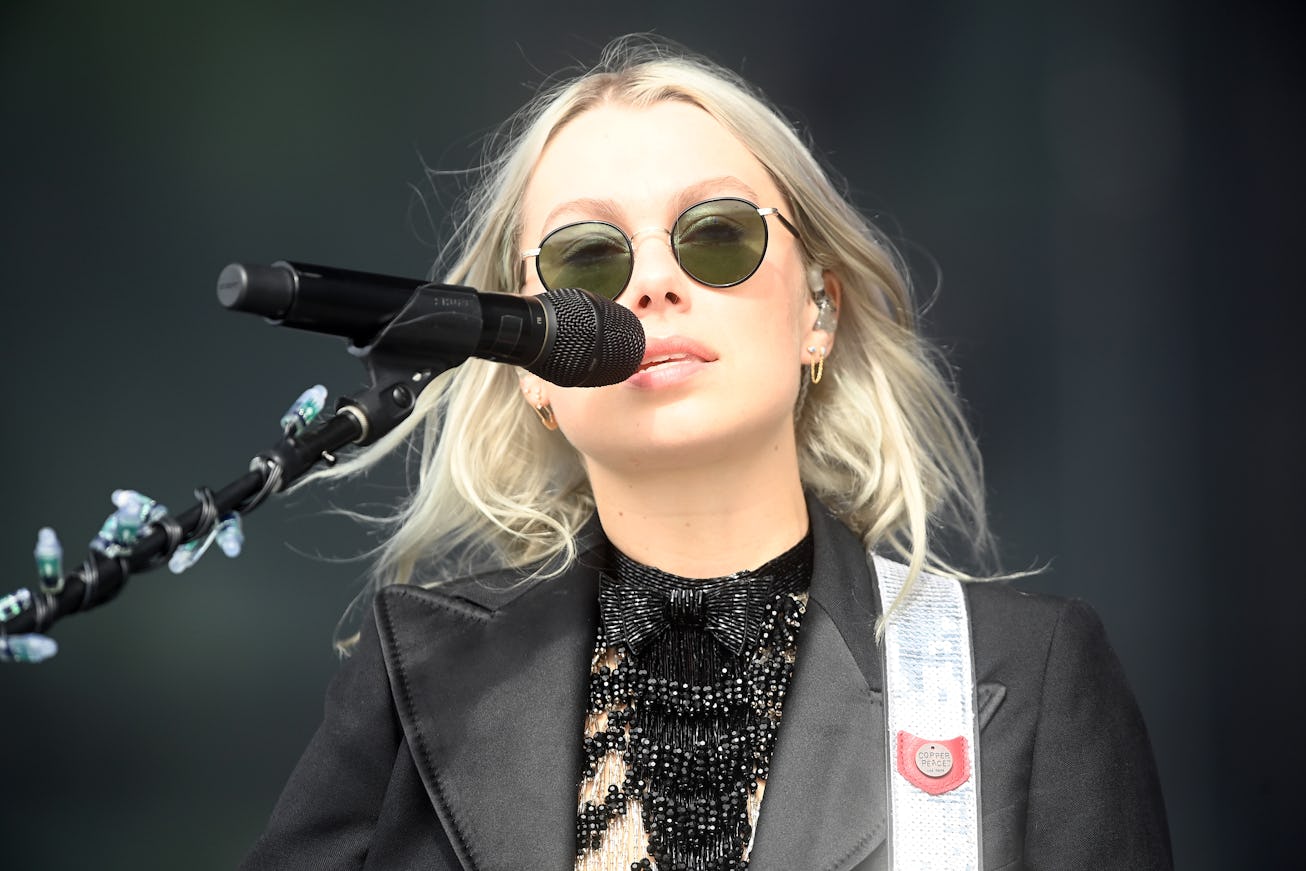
left=672, top=198, right=768, bottom=287
left=536, top=221, right=632, bottom=300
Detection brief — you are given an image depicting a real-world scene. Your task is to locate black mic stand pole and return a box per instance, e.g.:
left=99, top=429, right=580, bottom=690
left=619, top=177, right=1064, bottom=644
left=0, top=283, right=477, bottom=641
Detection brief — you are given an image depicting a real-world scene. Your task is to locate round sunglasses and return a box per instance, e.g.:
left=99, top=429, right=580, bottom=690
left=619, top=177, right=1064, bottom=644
left=521, top=196, right=801, bottom=301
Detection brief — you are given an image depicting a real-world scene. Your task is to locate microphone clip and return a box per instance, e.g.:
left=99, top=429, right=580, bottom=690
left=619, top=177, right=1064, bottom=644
left=333, top=283, right=481, bottom=445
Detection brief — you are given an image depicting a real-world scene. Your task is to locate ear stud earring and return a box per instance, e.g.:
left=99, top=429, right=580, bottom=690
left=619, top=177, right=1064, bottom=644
left=807, top=346, right=826, bottom=385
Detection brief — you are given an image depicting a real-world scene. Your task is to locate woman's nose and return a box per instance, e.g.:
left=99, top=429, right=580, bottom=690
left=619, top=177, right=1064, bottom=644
left=625, top=230, right=690, bottom=313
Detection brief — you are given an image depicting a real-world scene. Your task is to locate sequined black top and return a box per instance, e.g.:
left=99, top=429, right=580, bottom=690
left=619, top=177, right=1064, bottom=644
left=575, top=534, right=813, bottom=871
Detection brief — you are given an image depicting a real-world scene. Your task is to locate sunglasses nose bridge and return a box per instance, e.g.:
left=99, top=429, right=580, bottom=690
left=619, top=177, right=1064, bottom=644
left=628, top=225, right=671, bottom=247
left=627, top=225, right=682, bottom=273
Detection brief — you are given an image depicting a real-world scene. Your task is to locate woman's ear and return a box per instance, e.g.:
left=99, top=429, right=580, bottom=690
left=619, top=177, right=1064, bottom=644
left=801, top=269, right=842, bottom=366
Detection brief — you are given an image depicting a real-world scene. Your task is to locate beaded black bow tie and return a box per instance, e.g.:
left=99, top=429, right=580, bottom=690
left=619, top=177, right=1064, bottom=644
left=598, top=543, right=810, bottom=656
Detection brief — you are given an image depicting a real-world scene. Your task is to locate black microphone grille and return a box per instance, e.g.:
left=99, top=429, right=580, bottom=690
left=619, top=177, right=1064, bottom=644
left=532, top=289, right=645, bottom=388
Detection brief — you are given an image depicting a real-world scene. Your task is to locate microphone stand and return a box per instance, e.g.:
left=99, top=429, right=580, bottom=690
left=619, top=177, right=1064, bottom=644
left=0, top=284, right=474, bottom=642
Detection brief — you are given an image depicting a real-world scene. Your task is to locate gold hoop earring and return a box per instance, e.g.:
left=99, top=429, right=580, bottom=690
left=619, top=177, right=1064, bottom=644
left=808, top=346, right=825, bottom=385
left=533, top=402, right=558, bottom=430
left=526, top=387, right=558, bottom=431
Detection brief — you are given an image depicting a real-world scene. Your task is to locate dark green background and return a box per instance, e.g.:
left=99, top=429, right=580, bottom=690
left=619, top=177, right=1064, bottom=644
left=2, top=1, right=1299, bottom=867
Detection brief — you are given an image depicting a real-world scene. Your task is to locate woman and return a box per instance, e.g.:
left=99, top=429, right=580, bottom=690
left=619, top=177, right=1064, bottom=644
left=242, top=37, right=1171, bottom=870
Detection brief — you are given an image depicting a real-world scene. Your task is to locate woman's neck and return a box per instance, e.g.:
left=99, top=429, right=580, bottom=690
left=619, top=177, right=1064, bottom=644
left=588, top=449, right=809, bottom=579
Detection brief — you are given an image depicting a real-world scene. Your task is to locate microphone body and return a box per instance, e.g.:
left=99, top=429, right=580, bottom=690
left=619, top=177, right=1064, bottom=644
left=217, top=261, right=644, bottom=388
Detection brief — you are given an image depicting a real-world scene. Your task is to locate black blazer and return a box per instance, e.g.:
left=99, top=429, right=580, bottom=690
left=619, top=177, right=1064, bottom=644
left=242, top=500, right=1172, bottom=870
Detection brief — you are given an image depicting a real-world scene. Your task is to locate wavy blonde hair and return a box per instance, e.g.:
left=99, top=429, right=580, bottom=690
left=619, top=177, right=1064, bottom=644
left=323, top=36, right=995, bottom=644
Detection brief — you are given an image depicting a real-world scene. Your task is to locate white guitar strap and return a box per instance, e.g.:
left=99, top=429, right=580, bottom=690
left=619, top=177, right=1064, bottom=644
left=872, top=553, right=982, bottom=871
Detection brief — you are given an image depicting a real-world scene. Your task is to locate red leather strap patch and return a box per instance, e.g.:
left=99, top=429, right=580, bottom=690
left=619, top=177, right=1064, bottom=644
left=896, top=732, right=970, bottom=796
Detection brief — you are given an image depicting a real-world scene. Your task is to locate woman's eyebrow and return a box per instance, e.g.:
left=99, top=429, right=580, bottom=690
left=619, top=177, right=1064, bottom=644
left=540, top=176, right=764, bottom=231
left=674, top=176, right=762, bottom=209
left=543, top=197, right=623, bottom=230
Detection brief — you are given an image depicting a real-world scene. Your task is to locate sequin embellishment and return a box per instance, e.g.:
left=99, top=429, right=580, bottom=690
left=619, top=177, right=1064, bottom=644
left=575, top=536, right=811, bottom=870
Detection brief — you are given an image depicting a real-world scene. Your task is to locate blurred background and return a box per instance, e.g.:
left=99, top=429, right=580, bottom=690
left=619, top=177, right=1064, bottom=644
left=1, top=0, right=1300, bottom=867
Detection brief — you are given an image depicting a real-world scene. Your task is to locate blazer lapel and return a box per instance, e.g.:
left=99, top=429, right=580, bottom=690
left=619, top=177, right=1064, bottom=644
left=748, top=498, right=889, bottom=870
left=373, top=547, right=604, bottom=871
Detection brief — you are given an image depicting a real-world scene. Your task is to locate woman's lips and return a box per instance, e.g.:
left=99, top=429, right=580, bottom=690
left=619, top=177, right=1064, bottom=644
left=625, top=336, right=716, bottom=389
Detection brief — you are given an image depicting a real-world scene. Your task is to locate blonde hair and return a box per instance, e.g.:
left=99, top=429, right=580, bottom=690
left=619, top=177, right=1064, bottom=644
left=322, top=35, right=995, bottom=644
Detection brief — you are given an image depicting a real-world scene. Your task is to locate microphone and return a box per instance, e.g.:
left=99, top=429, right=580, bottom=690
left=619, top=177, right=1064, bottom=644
left=216, top=261, right=645, bottom=388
